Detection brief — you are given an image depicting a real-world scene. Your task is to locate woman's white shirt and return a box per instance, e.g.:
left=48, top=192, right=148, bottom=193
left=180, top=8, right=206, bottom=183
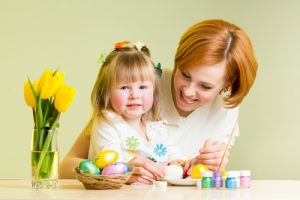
left=159, top=67, right=239, bottom=159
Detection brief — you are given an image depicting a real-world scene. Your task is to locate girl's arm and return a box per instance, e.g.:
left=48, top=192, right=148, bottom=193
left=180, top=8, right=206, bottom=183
left=59, top=131, right=90, bottom=179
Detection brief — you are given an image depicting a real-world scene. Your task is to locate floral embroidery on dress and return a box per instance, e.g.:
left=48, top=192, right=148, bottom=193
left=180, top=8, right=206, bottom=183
left=153, top=144, right=167, bottom=157
left=125, top=136, right=139, bottom=149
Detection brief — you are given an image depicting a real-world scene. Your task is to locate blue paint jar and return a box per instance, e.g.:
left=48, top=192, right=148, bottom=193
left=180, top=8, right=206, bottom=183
left=225, top=171, right=237, bottom=189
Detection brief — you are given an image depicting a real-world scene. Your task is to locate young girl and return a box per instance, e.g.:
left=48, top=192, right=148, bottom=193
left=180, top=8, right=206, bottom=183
left=87, top=41, right=184, bottom=177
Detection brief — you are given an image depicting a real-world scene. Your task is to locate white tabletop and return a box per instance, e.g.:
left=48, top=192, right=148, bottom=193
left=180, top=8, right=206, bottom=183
left=0, top=179, right=299, bottom=199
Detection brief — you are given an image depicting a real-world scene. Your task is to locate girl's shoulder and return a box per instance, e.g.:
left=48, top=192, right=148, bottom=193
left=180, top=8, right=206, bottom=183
left=92, top=111, right=125, bottom=130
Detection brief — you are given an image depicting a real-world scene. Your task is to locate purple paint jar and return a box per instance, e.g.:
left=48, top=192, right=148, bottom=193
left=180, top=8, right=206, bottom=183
left=240, top=170, right=251, bottom=188
left=213, top=171, right=223, bottom=188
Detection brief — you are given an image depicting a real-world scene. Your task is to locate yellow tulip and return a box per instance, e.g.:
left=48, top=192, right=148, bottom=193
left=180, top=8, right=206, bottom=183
left=24, top=80, right=38, bottom=108
left=54, top=84, right=76, bottom=112
left=37, top=69, right=65, bottom=99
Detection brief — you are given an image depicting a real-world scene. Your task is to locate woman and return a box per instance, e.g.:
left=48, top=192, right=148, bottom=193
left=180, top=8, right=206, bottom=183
left=59, top=19, right=257, bottom=184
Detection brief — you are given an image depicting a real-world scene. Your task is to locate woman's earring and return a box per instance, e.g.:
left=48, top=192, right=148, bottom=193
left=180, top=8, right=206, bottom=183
left=220, top=87, right=231, bottom=97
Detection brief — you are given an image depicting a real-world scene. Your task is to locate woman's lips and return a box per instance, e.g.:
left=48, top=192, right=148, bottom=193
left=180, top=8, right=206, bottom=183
left=179, top=91, right=197, bottom=105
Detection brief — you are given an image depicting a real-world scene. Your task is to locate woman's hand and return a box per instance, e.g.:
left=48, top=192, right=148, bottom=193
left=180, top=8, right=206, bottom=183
left=196, top=140, right=229, bottom=171
left=127, top=155, right=165, bottom=185
left=183, top=140, right=229, bottom=174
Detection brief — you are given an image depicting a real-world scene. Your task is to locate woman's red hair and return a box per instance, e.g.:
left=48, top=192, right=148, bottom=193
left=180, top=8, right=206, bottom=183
left=174, top=19, right=258, bottom=108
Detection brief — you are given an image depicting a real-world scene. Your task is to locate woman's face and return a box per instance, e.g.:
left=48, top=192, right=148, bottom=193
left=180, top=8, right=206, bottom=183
left=172, top=61, right=227, bottom=117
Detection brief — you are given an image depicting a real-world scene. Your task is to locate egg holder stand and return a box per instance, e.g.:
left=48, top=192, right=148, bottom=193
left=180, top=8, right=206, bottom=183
left=73, top=167, right=133, bottom=190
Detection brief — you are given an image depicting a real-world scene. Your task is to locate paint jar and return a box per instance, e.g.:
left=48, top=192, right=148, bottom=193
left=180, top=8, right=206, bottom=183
left=232, top=171, right=241, bottom=187
left=225, top=171, right=237, bottom=189
left=240, top=170, right=251, bottom=188
left=213, top=171, right=223, bottom=189
left=202, top=171, right=213, bottom=189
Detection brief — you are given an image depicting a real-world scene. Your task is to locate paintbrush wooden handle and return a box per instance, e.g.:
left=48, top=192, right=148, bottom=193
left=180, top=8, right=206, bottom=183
left=217, top=121, right=237, bottom=171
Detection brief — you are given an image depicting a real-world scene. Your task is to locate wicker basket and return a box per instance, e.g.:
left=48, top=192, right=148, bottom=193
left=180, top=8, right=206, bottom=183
left=73, top=167, right=132, bottom=189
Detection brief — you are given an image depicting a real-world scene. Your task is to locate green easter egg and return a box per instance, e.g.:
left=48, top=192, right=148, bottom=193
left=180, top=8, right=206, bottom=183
left=79, top=159, right=100, bottom=175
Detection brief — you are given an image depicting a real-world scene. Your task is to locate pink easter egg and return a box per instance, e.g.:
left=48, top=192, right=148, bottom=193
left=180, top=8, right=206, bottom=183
left=101, top=162, right=130, bottom=175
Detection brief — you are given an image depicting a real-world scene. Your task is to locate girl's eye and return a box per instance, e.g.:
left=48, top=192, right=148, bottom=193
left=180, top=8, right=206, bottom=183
left=120, top=86, right=129, bottom=90
left=140, top=85, right=148, bottom=89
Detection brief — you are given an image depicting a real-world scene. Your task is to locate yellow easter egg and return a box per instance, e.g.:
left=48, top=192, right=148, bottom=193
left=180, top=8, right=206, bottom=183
left=93, top=150, right=119, bottom=169
left=191, top=164, right=209, bottom=179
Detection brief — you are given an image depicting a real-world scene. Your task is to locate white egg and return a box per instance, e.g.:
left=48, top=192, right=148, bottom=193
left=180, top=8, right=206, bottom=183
left=164, top=164, right=183, bottom=179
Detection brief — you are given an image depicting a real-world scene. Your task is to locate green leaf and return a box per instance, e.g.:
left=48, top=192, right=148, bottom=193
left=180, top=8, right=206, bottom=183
left=28, top=78, right=38, bottom=105
left=36, top=93, right=43, bottom=129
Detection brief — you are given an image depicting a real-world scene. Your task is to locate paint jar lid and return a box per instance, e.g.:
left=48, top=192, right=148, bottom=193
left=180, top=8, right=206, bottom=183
left=240, top=170, right=251, bottom=176
left=202, top=171, right=213, bottom=177
left=213, top=171, right=222, bottom=177
left=155, top=181, right=168, bottom=187
left=226, top=171, right=236, bottom=178
left=232, top=170, right=240, bottom=177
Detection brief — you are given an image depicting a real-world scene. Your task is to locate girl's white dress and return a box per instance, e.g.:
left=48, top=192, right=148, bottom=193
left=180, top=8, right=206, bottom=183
left=88, top=111, right=184, bottom=163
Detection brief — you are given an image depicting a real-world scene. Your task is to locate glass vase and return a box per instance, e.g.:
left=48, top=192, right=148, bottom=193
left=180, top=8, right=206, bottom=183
left=31, top=128, right=59, bottom=189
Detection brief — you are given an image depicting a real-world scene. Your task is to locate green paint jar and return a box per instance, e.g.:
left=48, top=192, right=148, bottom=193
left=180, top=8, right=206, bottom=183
left=201, top=171, right=213, bottom=189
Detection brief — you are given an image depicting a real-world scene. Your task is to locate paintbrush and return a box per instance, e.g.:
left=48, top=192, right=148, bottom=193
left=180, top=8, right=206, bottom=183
left=217, top=121, right=237, bottom=171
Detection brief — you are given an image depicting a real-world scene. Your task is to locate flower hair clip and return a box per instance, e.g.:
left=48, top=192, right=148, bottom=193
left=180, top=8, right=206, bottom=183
left=156, top=62, right=162, bottom=77
left=114, top=41, right=145, bottom=51
left=97, top=53, right=106, bottom=64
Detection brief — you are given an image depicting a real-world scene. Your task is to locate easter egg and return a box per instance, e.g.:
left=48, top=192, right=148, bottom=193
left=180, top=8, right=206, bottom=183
left=191, top=164, right=209, bottom=179
left=94, top=150, right=119, bottom=169
left=101, top=162, right=131, bottom=175
left=164, top=164, right=183, bottom=179
left=78, top=159, right=100, bottom=175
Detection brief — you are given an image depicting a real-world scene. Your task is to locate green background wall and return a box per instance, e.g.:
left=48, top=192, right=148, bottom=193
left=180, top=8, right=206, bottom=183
left=1, top=0, right=299, bottom=179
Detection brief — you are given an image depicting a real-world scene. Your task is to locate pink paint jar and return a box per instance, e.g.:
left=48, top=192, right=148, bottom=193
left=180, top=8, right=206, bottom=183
left=240, top=170, right=251, bottom=188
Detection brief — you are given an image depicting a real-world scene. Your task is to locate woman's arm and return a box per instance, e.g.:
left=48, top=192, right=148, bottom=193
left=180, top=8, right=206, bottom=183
left=59, top=131, right=90, bottom=179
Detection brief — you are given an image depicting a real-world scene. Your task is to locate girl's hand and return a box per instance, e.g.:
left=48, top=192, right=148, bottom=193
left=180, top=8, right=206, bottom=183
left=168, top=159, right=185, bottom=166
left=195, top=140, right=229, bottom=171
left=126, top=155, right=165, bottom=185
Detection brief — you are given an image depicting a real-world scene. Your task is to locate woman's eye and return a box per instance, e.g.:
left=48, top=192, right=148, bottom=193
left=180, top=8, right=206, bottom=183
left=201, top=85, right=213, bottom=90
left=182, top=71, right=190, bottom=79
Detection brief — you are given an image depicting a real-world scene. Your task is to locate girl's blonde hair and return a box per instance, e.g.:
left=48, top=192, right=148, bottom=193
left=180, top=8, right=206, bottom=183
left=84, top=43, right=160, bottom=137
left=174, top=19, right=258, bottom=108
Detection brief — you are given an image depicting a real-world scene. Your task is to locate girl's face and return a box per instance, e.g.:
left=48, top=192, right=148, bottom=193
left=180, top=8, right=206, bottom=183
left=111, top=80, right=154, bottom=121
left=172, top=62, right=227, bottom=117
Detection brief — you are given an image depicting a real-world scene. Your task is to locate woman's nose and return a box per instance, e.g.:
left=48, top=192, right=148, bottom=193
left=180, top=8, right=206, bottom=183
left=183, top=84, right=196, bottom=97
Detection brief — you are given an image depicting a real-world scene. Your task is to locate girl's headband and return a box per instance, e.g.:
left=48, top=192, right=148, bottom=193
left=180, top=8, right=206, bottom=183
left=97, top=41, right=162, bottom=76
left=114, top=41, right=145, bottom=51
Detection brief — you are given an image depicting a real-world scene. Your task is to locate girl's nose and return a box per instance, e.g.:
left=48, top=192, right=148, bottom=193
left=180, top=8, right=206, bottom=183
left=129, top=88, right=140, bottom=99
